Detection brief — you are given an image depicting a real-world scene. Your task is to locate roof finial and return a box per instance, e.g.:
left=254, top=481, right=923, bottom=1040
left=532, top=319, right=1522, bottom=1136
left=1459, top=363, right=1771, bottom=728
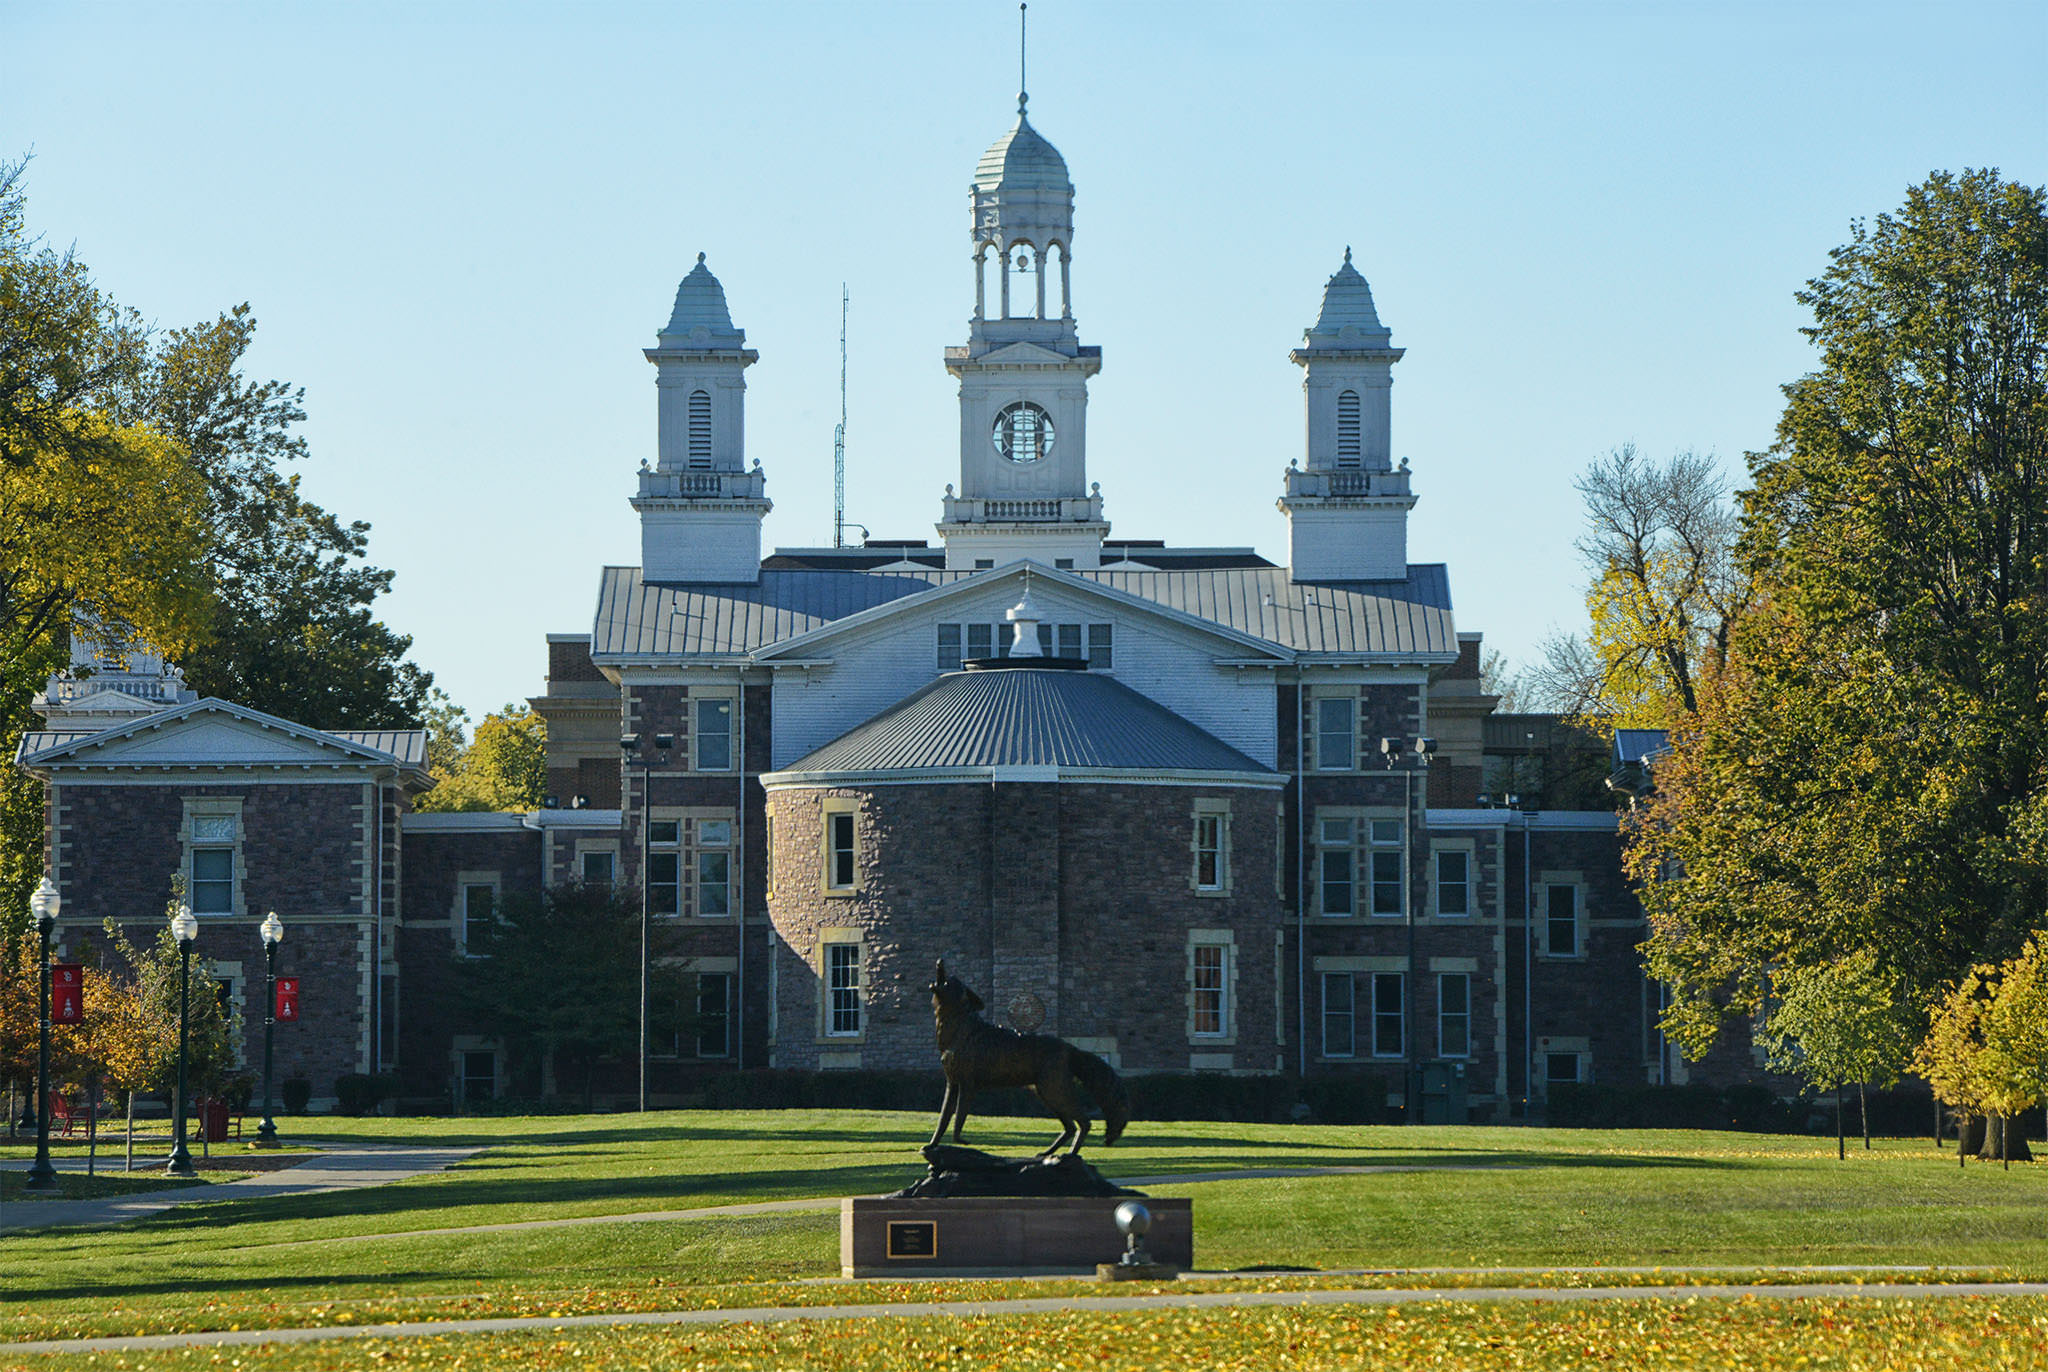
left=1343, top=245, right=1352, bottom=265
left=697, top=251, right=706, bottom=265
left=1018, top=2, right=1028, bottom=116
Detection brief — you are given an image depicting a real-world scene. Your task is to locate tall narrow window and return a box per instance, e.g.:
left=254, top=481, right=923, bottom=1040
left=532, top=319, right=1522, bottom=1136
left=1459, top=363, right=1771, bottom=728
left=696, top=819, right=731, bottom=916
left=1057, top=623, right=1082, bottom=659
left=694, top=698, right=733, bottom=771
left=1319, top=817, right=1355, bottom=916
left=461, top=883, right=496, bottom=952
left=1439, top=973, right=1471, bottom=1058
left=826, top=943, right=862, bottom=1035
left=937, top=624, right=963, bottom=671
left=648, top=820, right=681, bottom=915
left=1321, top=972, right=1355, bottom=1058
left=1370, top=819, right=1404, bottom=917
left=967, top=623, right=994, bottom=659
left=827, top=811, right=857, bottom=890
left=1371, top=973, right=1405, bottom=1058
left=1336, top=390, right=1361, bottom=466
left=696, top=972, right=732, bottom=1057
left=1194, top=813, right=1225, bottom=891
left=1435, top=849, right=1470, bottom=917
left=189, top=813, right=236, bottom=914
left=688, top=390, right=712, bottom=467
left=1036, top=622, right=1054, bottom=655
left=1315, top=696, right=1355, bottom=770
left=1086, top=623, right=1113, bottom=669
left=1547, top=884, right=1580, bottom=957
left=1192, top=944, right=1228, bottom=1036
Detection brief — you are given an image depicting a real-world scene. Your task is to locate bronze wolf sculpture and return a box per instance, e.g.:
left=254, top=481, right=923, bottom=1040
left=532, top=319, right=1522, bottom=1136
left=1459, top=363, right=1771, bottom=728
left=927, top=960, right=1129, bottom=1156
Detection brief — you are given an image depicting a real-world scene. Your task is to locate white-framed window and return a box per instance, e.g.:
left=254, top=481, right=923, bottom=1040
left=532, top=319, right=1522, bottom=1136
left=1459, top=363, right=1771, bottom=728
left=825, top=942, right=862, bottom=1036
left=1314, top=695, right=1356, bottom=771
left=696, top=819, right=731, bottom=916
left=937, top=624, right=964, bottom=671
left=460, top=881, right=497, bottom=954
left=1371, top=972, right=1405, bottom=1058
left=1438, top=972, right=1471, bottom=1058
left=693, top=697, right=734, bottom=772
left=1546, top=1051, right=1583, bottom=1085
left=460, top=1048, right=497, bottom=1106
left=1369, top=818, right=1404, bottom=917
left=967, top=622, right=995, bottom=658
left=1544, top=881, right=1582, bottom=958
left=1321, top=972, right=1355, bottom=1058
left=824, top=803, right=858, bottom=892
left=696, top=971, right=733, bottom=1058
left=1086, top=623, right=1113, bottom=669
left=1319, top=816, right=1355, bottom=916
left=1057, top=622, right=1082, bottom=659
left=1434, top=848, right=1471, bottom=918
left=973, top=558, right=995, bottom=570
left=182, top=803, right=243, bottom=917
left=1193, top=803, right=1229, bottom=893
left=648, top=820, right=681, bottom=915
left=1191, top=943, right=1229, bottom=1037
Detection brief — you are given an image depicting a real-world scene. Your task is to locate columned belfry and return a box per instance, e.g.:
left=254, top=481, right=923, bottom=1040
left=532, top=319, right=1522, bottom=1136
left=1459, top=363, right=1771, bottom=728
left=937, top=95, right=1108, bottom=570
left=1279, top=249, right=1417, bottom=581
left=633, top=254, right=772, bottom=584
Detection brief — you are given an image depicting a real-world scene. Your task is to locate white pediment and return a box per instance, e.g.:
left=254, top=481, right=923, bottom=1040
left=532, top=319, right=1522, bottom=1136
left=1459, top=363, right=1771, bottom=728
left=973, top=340, right=1078, bottom=367
left=48, top=708, right=384, bottom=770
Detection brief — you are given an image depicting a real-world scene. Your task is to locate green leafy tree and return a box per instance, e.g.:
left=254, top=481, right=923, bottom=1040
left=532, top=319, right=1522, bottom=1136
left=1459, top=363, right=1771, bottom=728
left=1914, top=940, right=2048, bottom=1167
left=1633, top=169, right=2048, bottom=1056
left=1760, top=948, right=1915, bottom=1158
left=457, top=885, right=684, bottom=1106
left=416, top=704, right=545, bottom=813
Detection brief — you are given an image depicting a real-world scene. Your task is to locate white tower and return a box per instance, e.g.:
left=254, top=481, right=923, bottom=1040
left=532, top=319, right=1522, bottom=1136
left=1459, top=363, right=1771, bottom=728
left=633, top=255, right=772, bottom=584
left=1278, top=249, right=1416, bottom=582
left=937, top=95, right=1108, bottom=571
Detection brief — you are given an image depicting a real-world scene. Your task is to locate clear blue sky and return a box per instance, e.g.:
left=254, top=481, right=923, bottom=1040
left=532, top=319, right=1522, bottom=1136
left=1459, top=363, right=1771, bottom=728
left=7, top=1, right=2044, bottom=720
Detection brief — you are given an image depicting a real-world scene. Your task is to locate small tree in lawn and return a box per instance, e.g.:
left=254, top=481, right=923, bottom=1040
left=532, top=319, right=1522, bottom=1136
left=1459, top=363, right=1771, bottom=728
left=1975, top=938, right=2048, bottom=1169
left=1761, top=948, right=1916, bottom=1159
left=1917, top=967, right=2003, bottom=1167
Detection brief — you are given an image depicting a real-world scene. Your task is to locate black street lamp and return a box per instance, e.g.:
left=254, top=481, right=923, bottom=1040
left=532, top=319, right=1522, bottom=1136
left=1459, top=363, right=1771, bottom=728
left=23, top=877, right=61, bottom=1190
left=166, top=904, right=198, bottom=1178
left=254, top=911, right=284, bottom=1148
left=621, top=730, right=672, bottom=1113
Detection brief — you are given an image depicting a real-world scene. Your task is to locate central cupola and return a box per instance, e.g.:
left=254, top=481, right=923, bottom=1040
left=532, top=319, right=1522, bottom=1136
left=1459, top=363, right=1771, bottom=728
left=938, top=94, right=1108, bottom=571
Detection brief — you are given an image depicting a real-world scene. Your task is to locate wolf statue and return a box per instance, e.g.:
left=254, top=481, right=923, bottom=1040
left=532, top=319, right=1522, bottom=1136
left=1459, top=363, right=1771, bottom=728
left=927, top=959, right=1130, bottom=1157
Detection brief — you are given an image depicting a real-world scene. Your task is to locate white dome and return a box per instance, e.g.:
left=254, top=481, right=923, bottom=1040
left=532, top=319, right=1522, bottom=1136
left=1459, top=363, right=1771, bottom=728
left=1309, top=248, right=1388, bottom=337
left=975, top=110, right=1071, bottom=195
left=660, top=253, right=745, bottom=345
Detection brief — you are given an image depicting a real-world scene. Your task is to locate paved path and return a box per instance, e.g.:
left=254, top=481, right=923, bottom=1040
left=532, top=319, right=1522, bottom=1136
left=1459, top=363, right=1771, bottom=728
left=0, top=1143, right=480, bottom=1234
left=234, top=1162, right=1518, bottom=1249
left=4, top=1280, right=2043, bottom=1357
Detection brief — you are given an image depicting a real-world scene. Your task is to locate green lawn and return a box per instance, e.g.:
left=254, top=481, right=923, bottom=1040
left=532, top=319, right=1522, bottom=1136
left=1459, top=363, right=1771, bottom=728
left=0, top=1113, right=2040, bottom=1349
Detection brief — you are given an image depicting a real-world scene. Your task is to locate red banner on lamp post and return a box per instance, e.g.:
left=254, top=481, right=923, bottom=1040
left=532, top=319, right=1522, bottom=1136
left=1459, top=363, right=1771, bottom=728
left=51, top=964, right=84, bottom=1024
left=275, top=976, right=301, bottom=1022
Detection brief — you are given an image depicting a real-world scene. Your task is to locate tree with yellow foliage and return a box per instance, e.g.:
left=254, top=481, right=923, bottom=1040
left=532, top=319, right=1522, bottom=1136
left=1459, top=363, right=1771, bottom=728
left=415, top=704, right=547, bottom=813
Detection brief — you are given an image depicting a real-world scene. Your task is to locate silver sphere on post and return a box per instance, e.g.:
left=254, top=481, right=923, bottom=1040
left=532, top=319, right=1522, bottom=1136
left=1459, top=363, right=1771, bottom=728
left=1114, top=1199, right=1153, bottom=1266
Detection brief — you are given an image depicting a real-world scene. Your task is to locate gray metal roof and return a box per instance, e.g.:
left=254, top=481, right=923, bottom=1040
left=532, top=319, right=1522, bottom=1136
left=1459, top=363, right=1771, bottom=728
left=15, top=731, right=97, bottom=761
left=779, top=665, right=1276, bottom=776
left=591, top=563, right=1455, bottom=661
left=1613, top=728, right=1671, bottom=766
left=333, top=730, right=429, bottom=767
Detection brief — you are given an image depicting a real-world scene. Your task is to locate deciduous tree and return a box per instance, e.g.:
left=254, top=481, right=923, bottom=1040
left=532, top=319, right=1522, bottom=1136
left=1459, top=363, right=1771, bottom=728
left=1759, top=948, right=1915, bottom=1158
left=416, top=704, right=546, bottom=813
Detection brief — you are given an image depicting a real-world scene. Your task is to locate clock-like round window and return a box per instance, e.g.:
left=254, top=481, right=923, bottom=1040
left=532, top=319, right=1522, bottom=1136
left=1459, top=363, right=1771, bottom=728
left=993, top=402, right=1054, bottom=464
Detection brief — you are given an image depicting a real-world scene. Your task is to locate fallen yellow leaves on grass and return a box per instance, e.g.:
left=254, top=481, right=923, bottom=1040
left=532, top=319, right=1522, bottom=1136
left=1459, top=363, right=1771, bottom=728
left=33, top=1295, right=2048, bottom=1372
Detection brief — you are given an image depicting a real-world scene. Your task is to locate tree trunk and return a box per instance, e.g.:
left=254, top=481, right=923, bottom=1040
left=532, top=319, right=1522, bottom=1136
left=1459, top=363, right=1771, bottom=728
left=1860, top=1081, right=1870, bottom=1149
left=1836, top=1086, right=1845, bottom=1161
left=1934, top=1096, right=1944, bottom=1149
left=1959, top=1112, right=1983, bottom=1165
left=86, top=1076, right=100, bottom=1177
left=1977, top=1116, right=2033, bottom=1165
left=125, top=1091, right=135, bottom=1172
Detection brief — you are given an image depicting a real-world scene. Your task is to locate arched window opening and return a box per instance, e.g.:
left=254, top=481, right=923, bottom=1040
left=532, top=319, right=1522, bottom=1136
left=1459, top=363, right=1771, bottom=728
left=1005, top=241, right=1040, bottom=319
left=992, top=401, right=1055, bottom=464
left=1336, top=390, right=1361, bottom=467
left=688, top=390, right=713, bottom=468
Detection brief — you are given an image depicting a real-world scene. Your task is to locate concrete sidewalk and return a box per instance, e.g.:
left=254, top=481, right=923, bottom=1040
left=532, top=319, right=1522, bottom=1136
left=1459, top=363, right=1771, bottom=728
left=4, top=1280, right=2044, bottom=1357
left=0, top=1142, right=480, bottom=1234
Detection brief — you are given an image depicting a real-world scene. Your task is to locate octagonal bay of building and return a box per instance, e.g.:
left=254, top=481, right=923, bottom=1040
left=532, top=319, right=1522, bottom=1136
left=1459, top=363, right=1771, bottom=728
left=760, top=658, right=1287, bottom=1076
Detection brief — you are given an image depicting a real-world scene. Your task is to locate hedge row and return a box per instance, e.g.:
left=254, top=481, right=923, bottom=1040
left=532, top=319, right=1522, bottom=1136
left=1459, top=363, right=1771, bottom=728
left=699, top=1070, right=1390, bottom=1125
left=1543, top=1082, right=1947, bottom=1134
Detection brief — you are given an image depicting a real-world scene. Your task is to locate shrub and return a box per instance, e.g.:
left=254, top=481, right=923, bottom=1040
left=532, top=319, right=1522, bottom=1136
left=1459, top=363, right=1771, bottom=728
left=334, top=1073, right=394, bottom=1117
left=281, top=1077, right=313, bottom=1115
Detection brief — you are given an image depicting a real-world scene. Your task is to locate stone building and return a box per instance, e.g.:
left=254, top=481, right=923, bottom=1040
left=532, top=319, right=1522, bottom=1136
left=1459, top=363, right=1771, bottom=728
left=15, top=94, right=1714, bottom=1116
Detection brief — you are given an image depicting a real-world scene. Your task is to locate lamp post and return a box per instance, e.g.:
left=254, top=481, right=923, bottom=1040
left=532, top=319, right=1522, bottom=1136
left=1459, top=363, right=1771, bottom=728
left=166, top=904, right=198, bottom=1177
left=23, top=877, right=61, bottom=1190
left=1381, top=736, right=1435, bottom=1124
left=255, top=912, right=284, bottom=1147
left=621, top=730, right=673, bottom=1113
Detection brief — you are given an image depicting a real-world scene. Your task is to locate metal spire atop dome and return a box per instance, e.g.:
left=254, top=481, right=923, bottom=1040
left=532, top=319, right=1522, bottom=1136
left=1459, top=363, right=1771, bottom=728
left=1019, top=3, right=1028, bottom=116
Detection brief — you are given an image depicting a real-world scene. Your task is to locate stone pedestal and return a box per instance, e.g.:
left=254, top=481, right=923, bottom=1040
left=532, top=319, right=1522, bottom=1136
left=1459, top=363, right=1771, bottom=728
left=841, top=1196, right=1193, bottom=1277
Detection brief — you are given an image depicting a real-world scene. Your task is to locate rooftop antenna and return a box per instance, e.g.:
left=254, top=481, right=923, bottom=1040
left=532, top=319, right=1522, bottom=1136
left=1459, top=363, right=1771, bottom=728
left=832, top=284, right=850, bottom=548
left=1018, top=2, right=1028, bottom=115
